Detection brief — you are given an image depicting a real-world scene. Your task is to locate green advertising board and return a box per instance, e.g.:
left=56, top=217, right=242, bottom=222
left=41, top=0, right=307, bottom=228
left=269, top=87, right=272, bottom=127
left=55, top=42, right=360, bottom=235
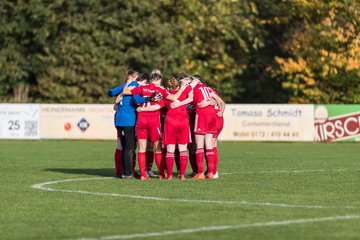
left=314, top=105, right=360, bottom=142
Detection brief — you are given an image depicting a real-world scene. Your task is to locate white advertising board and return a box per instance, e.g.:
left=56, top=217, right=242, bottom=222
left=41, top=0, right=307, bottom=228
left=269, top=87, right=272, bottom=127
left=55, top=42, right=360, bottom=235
left=0, top=104, right=40, bottom=139
left=219, top=104, right=314, bottom=141
left=40, top=104, right=116, bottom=140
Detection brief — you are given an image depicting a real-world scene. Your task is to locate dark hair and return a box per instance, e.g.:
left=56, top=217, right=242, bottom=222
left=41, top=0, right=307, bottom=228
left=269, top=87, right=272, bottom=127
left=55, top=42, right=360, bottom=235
left=177, top=72, right=188, bottom=80
left=149, top=73, right=162, bottom=82
left=124, top=70, right=138, bottom=82
left=136, top=73, right=150, bottom=83
left=150, top=69, right=162, bottom=79
left=192, top=74, right=204, bottom=83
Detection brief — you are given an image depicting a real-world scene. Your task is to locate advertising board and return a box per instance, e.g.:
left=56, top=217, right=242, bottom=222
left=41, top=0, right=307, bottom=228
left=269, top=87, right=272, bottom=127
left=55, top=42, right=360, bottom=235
left=314, top=105, right=360, bottom=142
left=40, top=104, right=116, bottom=140
left=219, top=104, right=314, bottom=141
left=0, top=104, right=40, bottom=139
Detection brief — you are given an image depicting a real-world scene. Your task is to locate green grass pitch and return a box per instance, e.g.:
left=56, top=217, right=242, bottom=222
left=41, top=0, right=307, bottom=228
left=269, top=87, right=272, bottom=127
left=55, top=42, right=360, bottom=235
left=0, top=140, right=359, bottom=239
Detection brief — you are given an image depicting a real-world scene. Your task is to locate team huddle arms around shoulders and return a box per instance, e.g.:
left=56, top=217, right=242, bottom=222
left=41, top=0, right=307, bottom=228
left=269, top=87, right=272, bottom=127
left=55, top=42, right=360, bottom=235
left=109, top=69, right=225, bottom=180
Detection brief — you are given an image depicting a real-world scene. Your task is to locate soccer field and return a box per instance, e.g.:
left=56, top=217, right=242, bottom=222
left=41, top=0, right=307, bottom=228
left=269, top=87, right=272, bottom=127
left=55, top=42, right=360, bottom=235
left=0, top=140, right=359, bottom=240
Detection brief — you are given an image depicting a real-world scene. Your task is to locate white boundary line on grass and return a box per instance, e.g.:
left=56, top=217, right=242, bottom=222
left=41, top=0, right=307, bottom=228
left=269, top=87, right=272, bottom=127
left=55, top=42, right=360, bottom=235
left=77, top=215, right=360, bottom=240
left=31, top=177, right=357, bottom=209
left=221, top=168, right=360, bottom=175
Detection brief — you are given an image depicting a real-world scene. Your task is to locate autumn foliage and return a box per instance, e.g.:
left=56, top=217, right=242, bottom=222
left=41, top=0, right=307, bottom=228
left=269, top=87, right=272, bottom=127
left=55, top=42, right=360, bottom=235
left=0, top=0, right=358, bottom=103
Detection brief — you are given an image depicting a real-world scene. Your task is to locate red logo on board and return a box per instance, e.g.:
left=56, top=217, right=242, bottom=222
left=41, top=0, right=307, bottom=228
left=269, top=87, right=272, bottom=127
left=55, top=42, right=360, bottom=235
left=64, top=122, right=71, bottom=131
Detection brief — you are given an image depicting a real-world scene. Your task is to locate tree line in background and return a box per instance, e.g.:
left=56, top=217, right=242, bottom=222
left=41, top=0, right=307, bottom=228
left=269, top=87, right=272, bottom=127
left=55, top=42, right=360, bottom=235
left=0, top=0, right=359, bottom=103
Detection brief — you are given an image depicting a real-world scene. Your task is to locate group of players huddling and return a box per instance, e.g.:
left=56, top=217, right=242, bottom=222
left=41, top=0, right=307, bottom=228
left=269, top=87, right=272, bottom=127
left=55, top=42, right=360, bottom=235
left=108, top=69, right=225, bottom=180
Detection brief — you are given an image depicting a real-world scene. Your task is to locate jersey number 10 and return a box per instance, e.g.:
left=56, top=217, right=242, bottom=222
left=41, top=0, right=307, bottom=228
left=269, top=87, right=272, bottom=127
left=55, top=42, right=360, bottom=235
left=199, top=87, right=212, bottom=101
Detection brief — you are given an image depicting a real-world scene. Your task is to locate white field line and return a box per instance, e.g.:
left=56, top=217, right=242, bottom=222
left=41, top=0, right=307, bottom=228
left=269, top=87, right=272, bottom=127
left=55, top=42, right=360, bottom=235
left=221, top=168, right=360, bottom=175
left=31, top=177, right=357, bottom=210
left=77, top=214, right=360, bottom=240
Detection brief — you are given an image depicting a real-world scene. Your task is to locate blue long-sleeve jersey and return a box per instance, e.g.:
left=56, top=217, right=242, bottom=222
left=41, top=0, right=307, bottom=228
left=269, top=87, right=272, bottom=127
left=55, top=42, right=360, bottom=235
left=109, top=81, right=145, bottom=127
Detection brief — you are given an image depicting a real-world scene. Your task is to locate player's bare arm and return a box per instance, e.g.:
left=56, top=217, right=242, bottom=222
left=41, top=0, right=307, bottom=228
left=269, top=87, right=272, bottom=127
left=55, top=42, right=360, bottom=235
left=115, top=94, right=123, bottom=104
left=170, top=91, right=193, bottom=109
left=121, top=73, right=138, bottom=95
left=197, top=98, right=216, bottom=108
left=211, top=92, right=226, bottom=117
left=136, top=104, right=161, bottom=112
left=113, top=103, right=119, bottom=111
left=165, top=84, right=187, bottom=101
left=122, top=82, right=136, bottom=95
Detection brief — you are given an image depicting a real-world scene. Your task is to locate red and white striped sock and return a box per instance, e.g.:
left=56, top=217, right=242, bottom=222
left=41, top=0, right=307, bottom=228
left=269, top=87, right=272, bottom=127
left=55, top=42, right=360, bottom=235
left=195, top=148, right=204, bottom=174
left=138, top=152, right=146, bottom=177
left=179, top=151, right=188, bottom=176
left=155, top=151, right=164, bottom=176
left=205, top=149, right=215, bottom=174
left=165, top=151, right=175, bottom=177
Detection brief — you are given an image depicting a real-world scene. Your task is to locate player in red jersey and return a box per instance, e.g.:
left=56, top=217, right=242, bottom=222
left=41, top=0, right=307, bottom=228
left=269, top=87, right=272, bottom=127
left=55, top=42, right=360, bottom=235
left=122, top=72, right=186, bottom=180
left=171, top=74, right=197, bottom=175
left=145, top=70, right=158, bottom=178
left=163, top=77, right=193, bottom=180
left=190, top=75, right=225, bottom=179
left=175, top=73, right=197, bottom=175
left=207, top=87, right=225, bottom=178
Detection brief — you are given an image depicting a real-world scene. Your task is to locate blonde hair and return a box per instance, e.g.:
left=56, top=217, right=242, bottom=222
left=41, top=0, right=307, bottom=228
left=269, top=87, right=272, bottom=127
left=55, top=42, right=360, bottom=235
left=151, top=69, right=161, bottom=75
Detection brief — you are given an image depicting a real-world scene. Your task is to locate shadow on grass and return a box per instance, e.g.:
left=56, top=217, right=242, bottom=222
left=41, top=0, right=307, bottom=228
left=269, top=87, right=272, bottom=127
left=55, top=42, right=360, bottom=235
left=44, top=168, right=114, bottom=177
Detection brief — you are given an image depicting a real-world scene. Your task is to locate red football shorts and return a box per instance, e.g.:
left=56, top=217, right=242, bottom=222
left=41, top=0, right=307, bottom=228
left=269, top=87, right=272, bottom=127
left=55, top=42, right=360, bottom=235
left=136, top=114, right=161, bottom=142
left=193, top=113, right=217, bottom=135
left=163, top=116, right=191, bottom=145
left=213, top=116, right=224, bottom=139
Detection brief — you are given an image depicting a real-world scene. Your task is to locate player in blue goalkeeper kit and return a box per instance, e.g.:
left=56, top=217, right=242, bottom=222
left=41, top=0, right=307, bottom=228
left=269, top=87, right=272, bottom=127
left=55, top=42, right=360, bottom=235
left=108, top=71, right=149, bottom=178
